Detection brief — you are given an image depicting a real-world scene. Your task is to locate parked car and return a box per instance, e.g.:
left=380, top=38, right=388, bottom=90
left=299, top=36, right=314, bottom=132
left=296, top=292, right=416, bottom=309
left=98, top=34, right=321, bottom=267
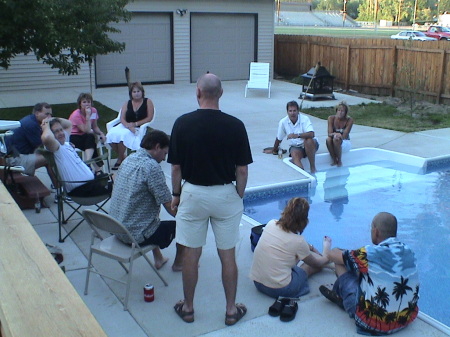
left=390, top=31, right=438, bottom=41
left=424, top=26, right=450, bottom=40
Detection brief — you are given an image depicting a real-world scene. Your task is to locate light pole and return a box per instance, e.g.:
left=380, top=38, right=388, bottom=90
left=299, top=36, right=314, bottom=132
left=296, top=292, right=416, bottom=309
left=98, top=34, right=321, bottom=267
left=412, top=0, right=418, bottom=28
left=343, top=0, right=347, bottom=27
left=437, top=0, right=441, bottom=23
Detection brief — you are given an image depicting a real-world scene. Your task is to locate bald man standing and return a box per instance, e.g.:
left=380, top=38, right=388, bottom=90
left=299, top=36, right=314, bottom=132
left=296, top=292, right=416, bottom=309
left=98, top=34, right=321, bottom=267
left=168, top=73, right=253, bottom=326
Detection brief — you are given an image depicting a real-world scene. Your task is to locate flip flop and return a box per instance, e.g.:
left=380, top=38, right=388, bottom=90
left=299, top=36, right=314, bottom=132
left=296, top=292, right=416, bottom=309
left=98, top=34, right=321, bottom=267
left=319, top=285, right=344, bottom=309
left=174, top=300, right=194, bottom=323
left=111, top=162, right=121, bottom=170
left=268, top=297, right=290, bottom=317
left=225, top=303, right=247, bottom=326
left=279, top=299, right=298, bottom=322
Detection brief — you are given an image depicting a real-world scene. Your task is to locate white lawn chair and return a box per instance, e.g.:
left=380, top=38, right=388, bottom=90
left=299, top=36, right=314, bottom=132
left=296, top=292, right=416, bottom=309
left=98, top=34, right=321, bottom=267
left=244, top=62, right=272, bottom=98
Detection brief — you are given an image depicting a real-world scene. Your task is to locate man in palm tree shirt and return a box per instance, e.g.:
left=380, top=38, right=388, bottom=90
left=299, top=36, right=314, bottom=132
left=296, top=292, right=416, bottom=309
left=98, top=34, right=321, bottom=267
left=321, top=212, right=419, bottom=335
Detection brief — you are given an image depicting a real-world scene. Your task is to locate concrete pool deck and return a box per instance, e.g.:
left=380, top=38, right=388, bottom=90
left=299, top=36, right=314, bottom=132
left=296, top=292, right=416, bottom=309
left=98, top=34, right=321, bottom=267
left=2, top=80, right=450, bottom=336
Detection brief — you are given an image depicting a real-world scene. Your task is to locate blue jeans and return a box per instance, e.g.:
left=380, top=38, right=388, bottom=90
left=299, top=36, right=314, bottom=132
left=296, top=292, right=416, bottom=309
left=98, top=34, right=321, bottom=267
left=333, top=271, right=359, bottom=318
left=254, top=266, right=310, bottom=299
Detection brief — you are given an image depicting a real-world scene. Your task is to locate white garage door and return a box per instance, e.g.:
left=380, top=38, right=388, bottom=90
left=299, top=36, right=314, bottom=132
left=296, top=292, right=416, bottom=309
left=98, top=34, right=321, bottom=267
left=96, top=13, right=172, bottom=87
left=191, top=13, right=256, bottom=82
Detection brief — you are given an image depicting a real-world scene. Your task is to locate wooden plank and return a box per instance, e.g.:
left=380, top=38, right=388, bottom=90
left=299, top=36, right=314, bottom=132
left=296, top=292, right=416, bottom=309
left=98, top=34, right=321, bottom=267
left=0, top=182, right=106, bottom=337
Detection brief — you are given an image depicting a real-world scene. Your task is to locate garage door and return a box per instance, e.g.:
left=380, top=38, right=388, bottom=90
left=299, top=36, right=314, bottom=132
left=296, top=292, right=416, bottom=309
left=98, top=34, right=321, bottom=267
left=96, top=13, right=172, bottom=87
left=191, top=13, right=256, bottom=82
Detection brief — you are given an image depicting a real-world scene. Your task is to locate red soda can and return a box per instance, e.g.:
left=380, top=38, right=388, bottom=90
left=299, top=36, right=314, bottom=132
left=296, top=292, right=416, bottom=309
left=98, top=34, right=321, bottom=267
left=144, top=284, right=154, bottom=302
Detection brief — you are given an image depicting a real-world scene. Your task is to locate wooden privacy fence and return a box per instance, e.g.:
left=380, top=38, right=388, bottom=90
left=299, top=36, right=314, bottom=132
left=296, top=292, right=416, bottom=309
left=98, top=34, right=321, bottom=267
left=274, top=35, right=450, bottom=104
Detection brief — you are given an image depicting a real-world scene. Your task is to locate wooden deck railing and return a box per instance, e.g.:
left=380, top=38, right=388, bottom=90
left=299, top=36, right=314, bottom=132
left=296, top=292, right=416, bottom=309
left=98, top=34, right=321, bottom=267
left=0, top=182, right=106, bottom=337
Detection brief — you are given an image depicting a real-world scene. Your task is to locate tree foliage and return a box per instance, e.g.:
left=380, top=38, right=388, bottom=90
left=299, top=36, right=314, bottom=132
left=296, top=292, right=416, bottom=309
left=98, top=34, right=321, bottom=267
left=0, top=0, right=130, bottom=75
left=289, top=0, right=450, bottom=22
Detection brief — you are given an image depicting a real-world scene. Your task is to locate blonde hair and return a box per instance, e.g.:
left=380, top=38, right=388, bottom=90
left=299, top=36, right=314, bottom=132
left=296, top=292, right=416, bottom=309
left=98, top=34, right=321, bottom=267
left=336, top=101, right=348, bottom=114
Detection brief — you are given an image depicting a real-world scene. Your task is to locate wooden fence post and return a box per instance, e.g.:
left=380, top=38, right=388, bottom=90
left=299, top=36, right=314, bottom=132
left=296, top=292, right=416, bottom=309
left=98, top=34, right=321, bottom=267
left=345, top=45, right=350, bottom=91
left=391, top=46, right=397, bottom=97
left=436, top=49, right=446, bottom=105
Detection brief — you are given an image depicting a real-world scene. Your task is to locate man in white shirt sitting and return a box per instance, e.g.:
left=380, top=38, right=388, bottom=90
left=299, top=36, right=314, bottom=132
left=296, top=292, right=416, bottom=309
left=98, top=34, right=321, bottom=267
left=41, top=117, right=110, bottom=198
left=271, top=100, right=319, bottom=173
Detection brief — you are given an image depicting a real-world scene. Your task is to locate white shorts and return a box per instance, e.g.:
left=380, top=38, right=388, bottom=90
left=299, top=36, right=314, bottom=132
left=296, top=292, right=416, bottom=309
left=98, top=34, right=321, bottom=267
left=342, top=139, right=352, bottom=153
left=175, top=182, right=243, bottom=250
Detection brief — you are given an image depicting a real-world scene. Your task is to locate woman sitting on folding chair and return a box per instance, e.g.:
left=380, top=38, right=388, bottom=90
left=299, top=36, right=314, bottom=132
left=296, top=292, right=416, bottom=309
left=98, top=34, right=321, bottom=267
left=41, top=117, right=111, bottom=198
left=69, top=93, right=106, bottom=176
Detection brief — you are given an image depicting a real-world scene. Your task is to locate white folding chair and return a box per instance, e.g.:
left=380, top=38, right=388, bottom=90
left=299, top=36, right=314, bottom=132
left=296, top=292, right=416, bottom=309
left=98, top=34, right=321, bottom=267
left=82, top=209, right=168, bottom=311
left=245, top=62, right=272, bottom=98
left=105, top=107, right=156, bottom=165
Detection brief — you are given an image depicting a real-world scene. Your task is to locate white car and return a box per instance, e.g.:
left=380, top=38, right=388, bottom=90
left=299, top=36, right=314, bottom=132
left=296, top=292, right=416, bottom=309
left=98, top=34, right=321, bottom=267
left=390, top=31, right=437, bottom=41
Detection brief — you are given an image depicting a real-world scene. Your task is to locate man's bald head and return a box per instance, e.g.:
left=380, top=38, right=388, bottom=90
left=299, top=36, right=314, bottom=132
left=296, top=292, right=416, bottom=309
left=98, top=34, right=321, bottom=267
left=371, top=212, right=397, bottom=242
left=197, top=73, right=223, bottom=100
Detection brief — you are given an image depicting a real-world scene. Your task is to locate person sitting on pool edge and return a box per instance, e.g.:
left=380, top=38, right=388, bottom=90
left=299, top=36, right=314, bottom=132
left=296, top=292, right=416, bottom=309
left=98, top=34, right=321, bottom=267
left=271, top=100, right=319, bottom=173
left=320, top=212, right=420, bottom=335
left=326, top=101, right=353, bottom=167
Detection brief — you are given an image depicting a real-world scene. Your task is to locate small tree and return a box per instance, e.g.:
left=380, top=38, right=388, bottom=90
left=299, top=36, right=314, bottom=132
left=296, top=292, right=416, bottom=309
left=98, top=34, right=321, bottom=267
left=0, top=0, right=130, bottom=77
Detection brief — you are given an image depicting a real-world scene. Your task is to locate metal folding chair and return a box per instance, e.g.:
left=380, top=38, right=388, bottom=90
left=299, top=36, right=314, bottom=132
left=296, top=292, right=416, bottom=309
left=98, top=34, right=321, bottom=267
left=82, top=209, right=168, bottom=311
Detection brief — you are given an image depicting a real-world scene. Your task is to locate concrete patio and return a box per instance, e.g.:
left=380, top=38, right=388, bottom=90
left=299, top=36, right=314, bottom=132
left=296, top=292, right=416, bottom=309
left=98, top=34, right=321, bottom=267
left=2, top=80, right=450, bottom=336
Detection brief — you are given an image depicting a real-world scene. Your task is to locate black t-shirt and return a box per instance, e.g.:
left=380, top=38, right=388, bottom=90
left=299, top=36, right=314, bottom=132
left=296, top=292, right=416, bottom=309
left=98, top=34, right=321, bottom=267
left=168, top=109, right=253, bottom=186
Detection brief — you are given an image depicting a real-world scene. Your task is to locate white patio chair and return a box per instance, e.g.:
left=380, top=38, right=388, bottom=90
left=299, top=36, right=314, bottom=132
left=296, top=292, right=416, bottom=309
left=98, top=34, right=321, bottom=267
left=105, top=107, right=155, bottom=165
left=244, top=62, right=272, bottom=98
left=82, top=209, right=168, bottom=311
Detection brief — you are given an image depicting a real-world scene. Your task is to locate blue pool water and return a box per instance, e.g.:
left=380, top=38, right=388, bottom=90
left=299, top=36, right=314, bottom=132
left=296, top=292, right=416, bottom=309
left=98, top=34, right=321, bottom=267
left=243, top=161, right=450, bottom=327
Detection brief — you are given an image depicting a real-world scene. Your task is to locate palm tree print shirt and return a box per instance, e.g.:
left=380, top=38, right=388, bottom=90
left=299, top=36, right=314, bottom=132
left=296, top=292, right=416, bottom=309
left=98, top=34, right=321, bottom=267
left=343, top=237, right=419, bottom=335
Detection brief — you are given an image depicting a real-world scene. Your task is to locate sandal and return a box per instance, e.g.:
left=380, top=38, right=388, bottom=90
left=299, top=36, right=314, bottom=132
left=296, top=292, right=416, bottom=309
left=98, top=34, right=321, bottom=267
left=319, top=285, right=344, bottom=309
left=225, top=303, right=247, bottom=326
left=268, top=297, right=290, bottom=317
left=174, top=300, right=194, bottom=323
left=280, top=299, right=298, bottom=322
left=111, top=162, right=121, bottom=170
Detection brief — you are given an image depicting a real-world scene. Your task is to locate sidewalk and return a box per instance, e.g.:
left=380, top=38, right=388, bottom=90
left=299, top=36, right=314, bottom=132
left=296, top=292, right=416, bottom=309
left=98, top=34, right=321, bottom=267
left=3, top=80, right=450, bottom=336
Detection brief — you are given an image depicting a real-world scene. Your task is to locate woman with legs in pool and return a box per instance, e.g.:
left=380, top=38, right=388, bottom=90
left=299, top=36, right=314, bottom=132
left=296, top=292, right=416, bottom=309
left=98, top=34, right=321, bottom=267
left=250, top=197, right=331, bottom=299
left=326, top=101, right=353, bottom=167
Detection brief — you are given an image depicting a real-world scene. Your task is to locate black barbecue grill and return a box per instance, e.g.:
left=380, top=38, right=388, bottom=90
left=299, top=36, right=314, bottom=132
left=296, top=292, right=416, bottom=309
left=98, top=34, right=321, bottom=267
left=299, top=64, right=335, bottom=101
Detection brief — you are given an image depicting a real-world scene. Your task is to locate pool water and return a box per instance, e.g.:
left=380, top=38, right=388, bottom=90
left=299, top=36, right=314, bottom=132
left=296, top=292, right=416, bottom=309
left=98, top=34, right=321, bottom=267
left=243, top=161, right=450, bottom=327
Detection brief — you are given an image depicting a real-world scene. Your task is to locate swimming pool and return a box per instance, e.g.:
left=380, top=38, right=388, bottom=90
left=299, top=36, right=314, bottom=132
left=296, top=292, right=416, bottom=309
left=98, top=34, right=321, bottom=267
left=243, top=155, right=450, bottom=328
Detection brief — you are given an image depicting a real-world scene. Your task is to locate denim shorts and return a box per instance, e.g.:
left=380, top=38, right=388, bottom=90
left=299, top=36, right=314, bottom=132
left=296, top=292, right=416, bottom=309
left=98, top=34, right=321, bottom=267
left=333, top=271, right=359, bottom=318
left=253, top=266, right=310, bottom=299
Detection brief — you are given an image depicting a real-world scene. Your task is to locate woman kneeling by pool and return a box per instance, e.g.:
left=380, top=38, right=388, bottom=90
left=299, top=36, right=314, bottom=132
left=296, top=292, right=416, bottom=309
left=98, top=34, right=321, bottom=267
left=250, top=197, right=331, bottom=300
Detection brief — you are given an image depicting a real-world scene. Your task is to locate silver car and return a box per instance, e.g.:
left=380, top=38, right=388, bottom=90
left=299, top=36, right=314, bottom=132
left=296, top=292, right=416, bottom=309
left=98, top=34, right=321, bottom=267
left=390, top=31, right=437, bottom=41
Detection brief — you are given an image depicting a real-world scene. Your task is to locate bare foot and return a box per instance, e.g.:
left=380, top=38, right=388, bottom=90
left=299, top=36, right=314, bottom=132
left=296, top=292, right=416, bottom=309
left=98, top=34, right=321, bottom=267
left=336, top=161, right=342, bottom=167
left=155, top=256, right=169, bottom=270
left=172, top=264, right=182, bottom=272
left=310, top=166, right=317, bottom=174
left=330, top=161, right=337, bottom=166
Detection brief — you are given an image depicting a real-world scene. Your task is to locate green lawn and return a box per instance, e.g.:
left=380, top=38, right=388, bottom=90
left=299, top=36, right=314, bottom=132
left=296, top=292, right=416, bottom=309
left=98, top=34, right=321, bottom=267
left=0, top=102, right=118, bottom=133
left=275, top=26, right=405, bottom=38
left=303, top=102, right=450, bottom=132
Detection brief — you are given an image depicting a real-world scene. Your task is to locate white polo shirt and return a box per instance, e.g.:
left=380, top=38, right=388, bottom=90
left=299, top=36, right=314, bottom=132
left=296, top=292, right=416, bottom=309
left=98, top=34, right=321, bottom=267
left=276, top=114, right=314, bottom=147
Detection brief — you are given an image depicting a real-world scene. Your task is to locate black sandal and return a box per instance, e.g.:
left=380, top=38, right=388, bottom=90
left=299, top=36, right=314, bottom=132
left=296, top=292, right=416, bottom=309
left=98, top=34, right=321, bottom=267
left=268, top=297, right=290, bottom=317
left=111, top=162, right=121, bottom=170
left=225, top=303, right=247, bottom=326
left=319, top=285, right=344, bottom=309
left=279, top=299, right=298, bottom=322
left=174, top=300, right=194, bottom=323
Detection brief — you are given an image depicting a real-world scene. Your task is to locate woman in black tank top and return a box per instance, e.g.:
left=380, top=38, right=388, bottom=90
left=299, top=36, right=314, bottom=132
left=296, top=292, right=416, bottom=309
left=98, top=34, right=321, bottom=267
left=326, top=102, right=353, bottom=167
left=106, top=81, right=155, bottom=169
